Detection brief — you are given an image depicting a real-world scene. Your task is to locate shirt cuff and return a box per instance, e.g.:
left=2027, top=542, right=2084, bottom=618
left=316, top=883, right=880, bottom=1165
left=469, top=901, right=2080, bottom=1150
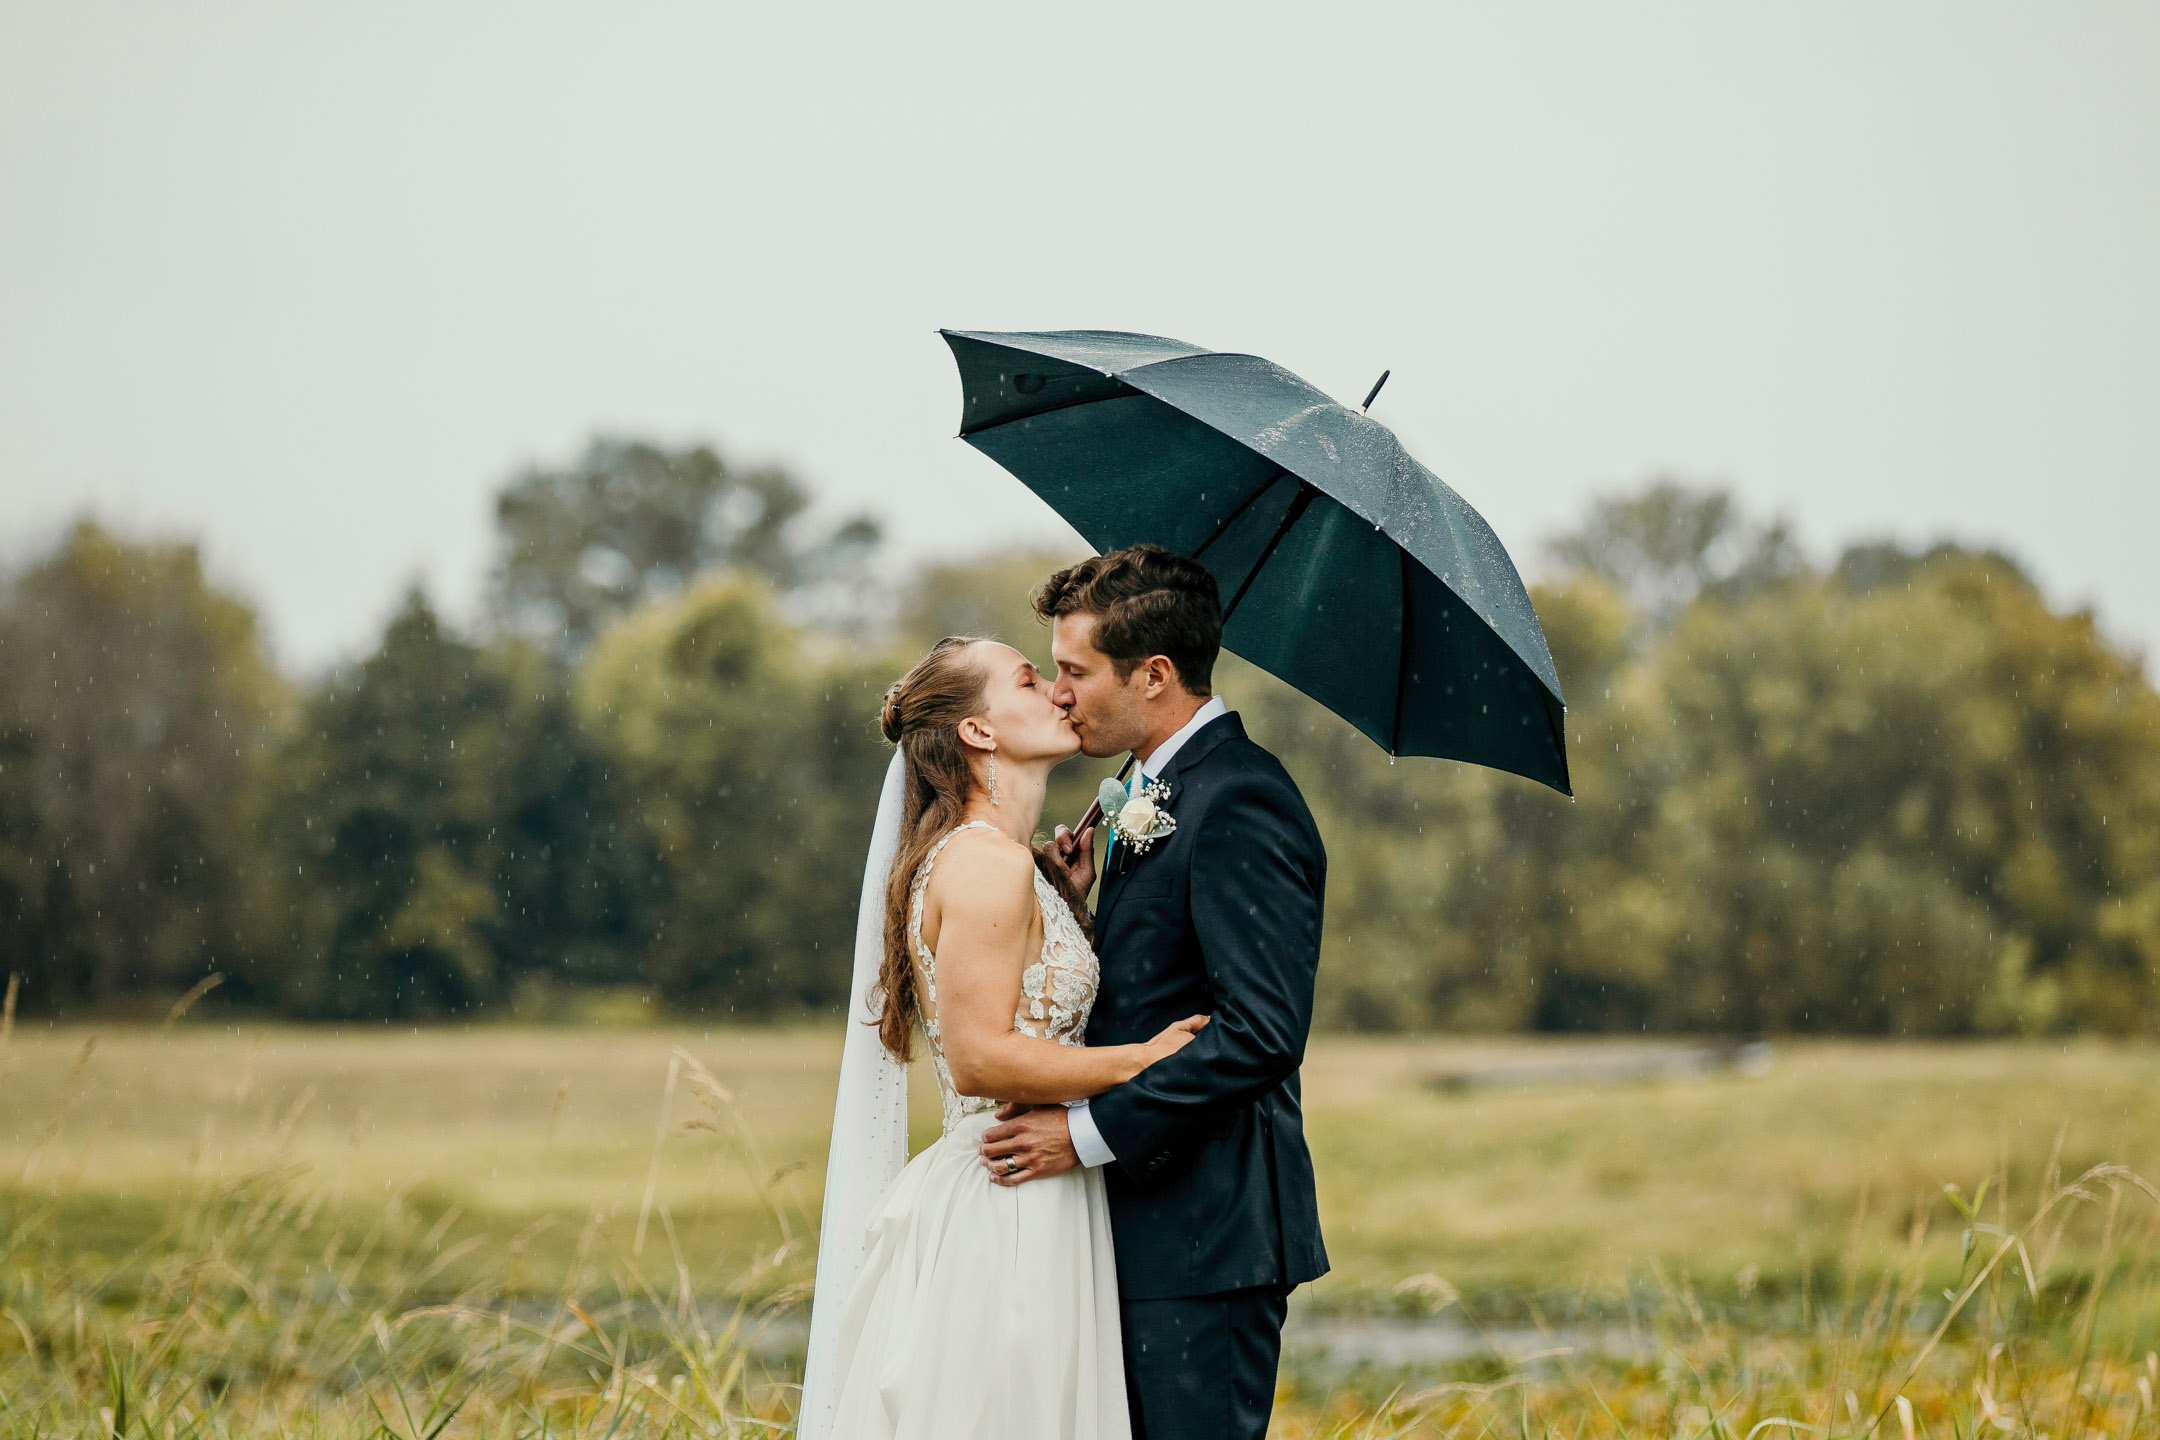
left=1064, top=1098, right=1116, bottom=1168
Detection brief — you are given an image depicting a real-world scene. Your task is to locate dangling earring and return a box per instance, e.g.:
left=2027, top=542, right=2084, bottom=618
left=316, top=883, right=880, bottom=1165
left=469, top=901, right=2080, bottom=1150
left=987, top=753, right=1002, bottom=807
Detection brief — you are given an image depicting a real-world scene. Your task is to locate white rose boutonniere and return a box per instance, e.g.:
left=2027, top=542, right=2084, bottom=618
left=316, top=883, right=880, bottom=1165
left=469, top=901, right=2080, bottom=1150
left=1098, top=774, right=1178, bottom=855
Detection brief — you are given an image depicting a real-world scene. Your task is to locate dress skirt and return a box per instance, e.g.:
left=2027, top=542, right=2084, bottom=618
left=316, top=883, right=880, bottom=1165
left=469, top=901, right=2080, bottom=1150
left=825, top=1108, right=1131, bottom=1440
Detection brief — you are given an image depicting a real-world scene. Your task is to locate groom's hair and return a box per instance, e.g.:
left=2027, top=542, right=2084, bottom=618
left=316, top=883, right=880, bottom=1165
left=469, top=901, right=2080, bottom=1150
left=1033, top=545, right=1221, bottom=696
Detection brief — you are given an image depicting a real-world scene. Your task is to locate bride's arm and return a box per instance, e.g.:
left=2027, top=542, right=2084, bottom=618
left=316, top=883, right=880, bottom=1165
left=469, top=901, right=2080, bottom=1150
left=930, top=838, right=1201, bottom=1104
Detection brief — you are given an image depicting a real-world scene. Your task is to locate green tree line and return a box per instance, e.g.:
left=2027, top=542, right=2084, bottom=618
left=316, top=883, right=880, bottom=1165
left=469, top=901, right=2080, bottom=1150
left=2, top=448, right=2155, bottom=1034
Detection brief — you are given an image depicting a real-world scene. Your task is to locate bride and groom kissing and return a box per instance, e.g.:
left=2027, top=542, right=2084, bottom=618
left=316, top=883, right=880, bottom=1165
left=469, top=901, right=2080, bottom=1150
left=800, top=544, right=1328, bottom=1440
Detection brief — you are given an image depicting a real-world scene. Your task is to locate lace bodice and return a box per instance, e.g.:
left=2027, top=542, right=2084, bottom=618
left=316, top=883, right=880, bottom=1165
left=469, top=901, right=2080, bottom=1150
left=908, top=821, right=1101, bottom=1133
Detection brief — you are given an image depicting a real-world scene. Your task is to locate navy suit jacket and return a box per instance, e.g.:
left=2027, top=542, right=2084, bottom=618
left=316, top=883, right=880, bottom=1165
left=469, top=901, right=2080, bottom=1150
left=1085, top=711, right=1330, bottom=1301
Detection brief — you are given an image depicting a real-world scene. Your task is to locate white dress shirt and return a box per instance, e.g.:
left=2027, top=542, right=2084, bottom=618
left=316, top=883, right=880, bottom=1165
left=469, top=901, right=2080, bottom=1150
left=1067, top=695, right=1228, bottom=1169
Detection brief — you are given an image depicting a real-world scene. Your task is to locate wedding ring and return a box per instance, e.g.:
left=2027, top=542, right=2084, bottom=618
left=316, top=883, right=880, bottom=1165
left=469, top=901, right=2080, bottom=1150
left=1004, top=1156, right=1020, bottom=1174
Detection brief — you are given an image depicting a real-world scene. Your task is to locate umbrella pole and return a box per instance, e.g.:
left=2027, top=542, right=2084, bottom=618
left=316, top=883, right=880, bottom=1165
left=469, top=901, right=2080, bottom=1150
left=1074, top=756, right=1135, bottom=835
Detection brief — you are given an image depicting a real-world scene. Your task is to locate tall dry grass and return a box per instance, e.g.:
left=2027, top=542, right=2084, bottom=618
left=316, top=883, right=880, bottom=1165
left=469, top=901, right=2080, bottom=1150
left=5, top=1025, right=2160, bottom=1437
left=1276, top=1152, right=2160, bottom=1438
left=1, top=1044, right=805, bottom=1436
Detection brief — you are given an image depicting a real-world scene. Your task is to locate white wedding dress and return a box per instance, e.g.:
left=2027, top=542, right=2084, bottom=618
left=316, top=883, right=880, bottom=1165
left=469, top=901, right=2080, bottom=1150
left=822, top=821, right=1131, bottom=1440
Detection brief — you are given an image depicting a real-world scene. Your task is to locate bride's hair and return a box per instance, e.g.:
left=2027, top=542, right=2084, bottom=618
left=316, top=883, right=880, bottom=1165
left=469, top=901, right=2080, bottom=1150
left=874, top=635, right=1091, bottom=1063
left=875, top=637, right=992, bottom=1062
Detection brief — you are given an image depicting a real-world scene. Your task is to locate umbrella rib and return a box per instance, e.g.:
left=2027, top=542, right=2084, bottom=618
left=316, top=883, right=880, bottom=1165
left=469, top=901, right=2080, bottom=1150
left=1190, top=466, right=1291, bottom=563
left=1222, top=484, right=1318, bottom=623
left=955, top=385, right=1139, bottom=438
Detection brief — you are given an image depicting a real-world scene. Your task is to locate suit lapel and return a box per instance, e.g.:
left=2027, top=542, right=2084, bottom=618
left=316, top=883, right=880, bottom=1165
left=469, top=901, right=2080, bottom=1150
left=1159, top=709, right=1244, bottom=785
left=1094, top=712, right=1245, bottom=935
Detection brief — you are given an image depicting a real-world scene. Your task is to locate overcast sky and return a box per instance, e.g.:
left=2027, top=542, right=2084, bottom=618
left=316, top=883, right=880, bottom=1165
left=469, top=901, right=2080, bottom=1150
left=3, top=2, right=2155, bottom=672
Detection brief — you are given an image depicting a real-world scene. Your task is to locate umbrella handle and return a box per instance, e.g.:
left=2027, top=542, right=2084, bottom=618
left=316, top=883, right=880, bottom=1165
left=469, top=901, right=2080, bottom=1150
left=1070, top=756, right=1136, bottom=838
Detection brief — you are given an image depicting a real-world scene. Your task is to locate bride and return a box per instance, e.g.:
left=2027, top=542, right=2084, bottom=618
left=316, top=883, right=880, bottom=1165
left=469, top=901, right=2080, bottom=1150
left=797, top=636, right=1207, bottom=1440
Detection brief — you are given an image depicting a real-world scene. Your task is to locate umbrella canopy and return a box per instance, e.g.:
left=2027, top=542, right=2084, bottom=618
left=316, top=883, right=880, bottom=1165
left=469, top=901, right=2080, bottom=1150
left=942, top=328, right=1570, bottom=795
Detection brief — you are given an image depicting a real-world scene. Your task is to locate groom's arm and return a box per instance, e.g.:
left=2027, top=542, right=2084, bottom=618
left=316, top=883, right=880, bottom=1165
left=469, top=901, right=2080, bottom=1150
left=1085, top=769, right=1323, bottom=1181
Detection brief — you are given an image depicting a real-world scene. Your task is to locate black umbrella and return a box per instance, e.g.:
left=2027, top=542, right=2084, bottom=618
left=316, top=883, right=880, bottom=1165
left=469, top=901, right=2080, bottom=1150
left=943, top=328, right=1569, bottom=797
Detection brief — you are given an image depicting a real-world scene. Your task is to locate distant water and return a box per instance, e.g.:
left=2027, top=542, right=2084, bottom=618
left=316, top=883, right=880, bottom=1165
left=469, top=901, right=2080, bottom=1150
left=1281, top=1315, right=1651, bottom=1378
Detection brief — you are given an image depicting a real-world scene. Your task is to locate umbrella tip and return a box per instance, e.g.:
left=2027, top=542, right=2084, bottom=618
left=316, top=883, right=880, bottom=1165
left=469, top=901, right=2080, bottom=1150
left=1360, top=370, right=1391, bottom=414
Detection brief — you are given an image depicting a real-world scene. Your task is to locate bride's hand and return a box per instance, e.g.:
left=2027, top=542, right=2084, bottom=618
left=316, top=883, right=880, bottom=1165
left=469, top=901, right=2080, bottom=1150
left=1145, top=1014, right=1210, bottom=1060
left=1042, top=823, right=1097, bottom=896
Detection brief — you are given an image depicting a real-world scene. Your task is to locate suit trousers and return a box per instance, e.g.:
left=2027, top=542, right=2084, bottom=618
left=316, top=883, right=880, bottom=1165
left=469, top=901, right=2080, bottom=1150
left=1121, top=1284, right=1291, bottom=1440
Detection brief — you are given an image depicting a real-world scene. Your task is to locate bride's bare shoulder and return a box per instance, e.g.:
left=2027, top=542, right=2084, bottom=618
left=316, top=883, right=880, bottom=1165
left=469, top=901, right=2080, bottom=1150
left=928, top=828, right=1035, bottom=908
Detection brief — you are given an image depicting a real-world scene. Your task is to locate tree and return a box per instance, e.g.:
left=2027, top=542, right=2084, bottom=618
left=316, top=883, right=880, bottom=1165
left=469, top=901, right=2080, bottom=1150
left=483, top=641, right=654, bottom=992
left=1547, top=479, right=1804, bottom=631
left=898, top=548, right=1080, bottom=653
left=257, top=591, right=520, bottom=1017
left=578, top=576, right=890, bottom=1013
left=0, top=711, right=77, bottom=1007
left=489, top=437, right=880, bottom=657
left=13, top=466, right=2153, bottom=1039
left=1254, top=488, right=2160, bottom=1038
left=0, top=521, right=285, bottom=1011
left=253, top=594, right=658, bottom=1018
left=1470, top=538, right=2160, bottom=1038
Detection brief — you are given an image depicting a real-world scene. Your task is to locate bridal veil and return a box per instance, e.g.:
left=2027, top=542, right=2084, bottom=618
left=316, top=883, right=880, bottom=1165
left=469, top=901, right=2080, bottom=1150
left=797, top=749, right=909, bottom=1440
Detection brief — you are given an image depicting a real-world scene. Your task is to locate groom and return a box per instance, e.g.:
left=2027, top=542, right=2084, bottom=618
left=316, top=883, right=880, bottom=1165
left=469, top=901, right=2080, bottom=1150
left=979, top=544, right=1329, bottom=1440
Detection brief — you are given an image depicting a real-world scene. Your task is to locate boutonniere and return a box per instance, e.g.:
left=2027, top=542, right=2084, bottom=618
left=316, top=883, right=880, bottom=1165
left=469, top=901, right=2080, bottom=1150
left=1098, top=775, right=1178, bottom=855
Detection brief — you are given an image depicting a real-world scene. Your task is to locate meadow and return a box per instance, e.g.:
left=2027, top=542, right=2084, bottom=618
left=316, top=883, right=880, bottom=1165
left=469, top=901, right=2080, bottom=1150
left=4, top=1023, right=2159, bottom=1436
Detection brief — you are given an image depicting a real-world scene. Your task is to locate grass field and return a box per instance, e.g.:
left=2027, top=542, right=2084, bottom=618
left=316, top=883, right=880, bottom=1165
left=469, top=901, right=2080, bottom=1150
left=5, top=1023, right=2160, bottom=1436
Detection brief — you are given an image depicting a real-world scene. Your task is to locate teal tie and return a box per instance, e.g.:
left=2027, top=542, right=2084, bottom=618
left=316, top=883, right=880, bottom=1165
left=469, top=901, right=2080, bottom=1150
left=1106, top=769, right=1137, bottom=866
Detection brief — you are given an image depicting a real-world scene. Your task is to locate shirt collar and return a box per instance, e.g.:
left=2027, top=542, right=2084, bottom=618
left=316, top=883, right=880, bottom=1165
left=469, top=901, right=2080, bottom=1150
left=1138, top=695, right=1228, bottom=780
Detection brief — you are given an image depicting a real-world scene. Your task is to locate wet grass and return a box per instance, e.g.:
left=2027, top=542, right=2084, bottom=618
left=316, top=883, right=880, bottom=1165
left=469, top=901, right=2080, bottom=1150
left=4, top=1024, right=2159, bottom=1435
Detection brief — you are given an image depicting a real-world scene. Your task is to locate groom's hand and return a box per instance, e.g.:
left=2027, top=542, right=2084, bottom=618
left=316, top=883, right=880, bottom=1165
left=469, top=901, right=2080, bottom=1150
left=980, top=1103, right=1079, bottom=1186
left=1040, top=823, right=1097, bottom=898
